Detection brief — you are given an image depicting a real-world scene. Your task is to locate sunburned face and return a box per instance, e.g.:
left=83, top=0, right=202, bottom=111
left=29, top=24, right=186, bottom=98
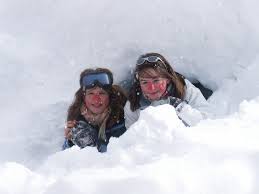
left=139, top=68, right=169, bottom=101
left=84, top=87, right=110, bottom=114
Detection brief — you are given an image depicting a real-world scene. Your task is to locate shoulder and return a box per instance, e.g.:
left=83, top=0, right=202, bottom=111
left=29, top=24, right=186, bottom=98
left=184, top=79, right=204, bottom=97
left=124, top=101, right=140, bottom=116
left=183, top=79, right=209, bottom=108
left=124, top=101, right=140, bottom=129
left=183, top=79, right=200, bottom=100
left=184, top=79, right=196, bottom=90
left=124, top=101, right=131, bottom=111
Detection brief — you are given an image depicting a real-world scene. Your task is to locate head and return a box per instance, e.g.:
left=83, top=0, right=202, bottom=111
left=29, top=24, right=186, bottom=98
left=67, top=68, right=126, bottom=125
left=138, top=67, right=170, bottom=101
left=80, top=68, right=113, bottom=115
left=129, top=53, right=186, bottom=111
left=83, top=86, right=110, bottom=114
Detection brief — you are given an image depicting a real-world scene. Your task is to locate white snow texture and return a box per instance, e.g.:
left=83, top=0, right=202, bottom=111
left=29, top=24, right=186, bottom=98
left=0, top=0, right=259, bottom=193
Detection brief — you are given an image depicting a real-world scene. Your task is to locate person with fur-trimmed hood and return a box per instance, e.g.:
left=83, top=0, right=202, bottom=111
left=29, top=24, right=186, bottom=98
left=124, top=52, right=210, bottom=128
left=63, top=68, right=127, bottom=152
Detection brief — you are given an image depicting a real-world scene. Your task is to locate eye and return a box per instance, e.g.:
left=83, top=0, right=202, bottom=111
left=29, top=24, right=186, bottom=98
left=140, top=80, right=148, bottom=85
left=99, top=91, right=107, bottom=96
left=153, top=79, right=160, bottom=83
left=85, top=92, right=94, bottom=96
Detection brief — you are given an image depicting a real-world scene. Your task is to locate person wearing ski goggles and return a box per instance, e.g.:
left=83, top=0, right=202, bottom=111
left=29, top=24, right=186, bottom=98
left=63, top=68, right=127, bottom=152
left=80, top=71, right=113, bottom=90
left=124, top=52, right=210, bottom=128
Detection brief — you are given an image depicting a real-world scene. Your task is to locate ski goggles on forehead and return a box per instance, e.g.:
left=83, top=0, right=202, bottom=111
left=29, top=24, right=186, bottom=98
left=136, top=56, right=167, bottom=70
left=81, top=72, right=113, bottom=90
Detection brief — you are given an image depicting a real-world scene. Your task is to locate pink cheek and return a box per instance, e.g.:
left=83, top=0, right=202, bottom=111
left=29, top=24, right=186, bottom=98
left=158, top=83, right=167, bottom=91
left=84, top=97, right=89, bottom=104
left=85, top=95, right=101, bottom=104
left=84, top=99, right=90, bottom=108
left=84, top=97, right=92, bottom=106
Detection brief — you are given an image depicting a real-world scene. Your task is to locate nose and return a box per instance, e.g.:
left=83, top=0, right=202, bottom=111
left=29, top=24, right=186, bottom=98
left=146, top=82, right=156, bottom=91
left=92, top=94, right=102, bottom=103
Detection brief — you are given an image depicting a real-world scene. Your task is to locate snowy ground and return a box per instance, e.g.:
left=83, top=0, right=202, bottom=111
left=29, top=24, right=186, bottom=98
left=1, top=0, right=259, bottom=193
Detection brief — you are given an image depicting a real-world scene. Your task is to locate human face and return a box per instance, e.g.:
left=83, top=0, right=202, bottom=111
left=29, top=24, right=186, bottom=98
left=84, top=87, right=110, bottom=114
left=139, top=68, right=169, bottom=101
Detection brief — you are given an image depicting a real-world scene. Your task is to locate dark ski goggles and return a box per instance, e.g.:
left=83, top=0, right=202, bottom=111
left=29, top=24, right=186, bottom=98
left=136, top=56, right=167, bottom=70
left=81, top=72, right=113, bottom=90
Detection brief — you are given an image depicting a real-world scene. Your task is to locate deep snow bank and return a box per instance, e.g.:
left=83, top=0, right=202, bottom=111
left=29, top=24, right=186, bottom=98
left=1, top=104, right=259, bottom=194
left=1, top=0, right=259, bottom=193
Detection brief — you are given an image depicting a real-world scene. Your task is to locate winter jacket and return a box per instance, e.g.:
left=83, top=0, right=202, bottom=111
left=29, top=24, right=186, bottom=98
left=124, top=79, right=210, bottom=128
left=62, top=115, right=126, bottom=152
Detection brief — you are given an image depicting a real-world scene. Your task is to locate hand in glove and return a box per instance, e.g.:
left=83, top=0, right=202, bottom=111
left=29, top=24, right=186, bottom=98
left=150, top=98, right=171, bottom=107
left=150, top=96, right=184, bottom=109
left=168, top=96, right=183, bottom=108
left=70, top=121, right=98, bottom=148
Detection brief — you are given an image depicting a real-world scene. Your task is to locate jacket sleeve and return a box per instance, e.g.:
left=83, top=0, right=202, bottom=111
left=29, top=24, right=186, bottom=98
left=183, top=79, right=209, bottom=112
left=109, top=120, right=127, bottom=137
left=62, top=139, right=74, bottom=150
left=124, top=101, right=140, bottom=129
left=176, top=79, right=211, bottom=126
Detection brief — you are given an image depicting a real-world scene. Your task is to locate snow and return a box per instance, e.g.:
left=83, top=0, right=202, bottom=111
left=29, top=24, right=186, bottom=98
left=1, top=0, right=259, bottom=193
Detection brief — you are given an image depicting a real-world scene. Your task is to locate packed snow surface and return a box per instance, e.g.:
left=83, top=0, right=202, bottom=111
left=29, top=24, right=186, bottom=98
left=1, top=0, right=259, bottom=193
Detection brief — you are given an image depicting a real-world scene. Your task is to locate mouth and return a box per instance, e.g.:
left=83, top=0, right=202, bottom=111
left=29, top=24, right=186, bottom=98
left=147, top=92, right=159, bottom=96
left=91, top=104, right=103, bottom=108
left=145, top=92, right=162, bottom=100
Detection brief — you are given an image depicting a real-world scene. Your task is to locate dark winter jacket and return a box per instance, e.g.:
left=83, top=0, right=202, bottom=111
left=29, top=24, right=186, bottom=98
left=62, top=115, right=126, bottom=152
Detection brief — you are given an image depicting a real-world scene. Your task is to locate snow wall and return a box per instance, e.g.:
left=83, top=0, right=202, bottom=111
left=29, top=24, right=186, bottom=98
left=0, top=0, right=259, bottom=193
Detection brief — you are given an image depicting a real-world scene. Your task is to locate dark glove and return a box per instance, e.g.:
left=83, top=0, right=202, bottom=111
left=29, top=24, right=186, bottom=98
left=150, top=96, right=183, bottom=109
left=168, top=96, right=183, bottom=108
left=71, top=121, right=98, bottom=148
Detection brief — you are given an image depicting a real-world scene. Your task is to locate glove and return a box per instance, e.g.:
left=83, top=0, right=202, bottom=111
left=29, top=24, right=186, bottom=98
left=150, top=96, right=183, bottom=108
left=168, top=96, right=183, bottom=108
left=71, top=121, right=98, bottom=148
left=150, top=98, right=171, bottom=107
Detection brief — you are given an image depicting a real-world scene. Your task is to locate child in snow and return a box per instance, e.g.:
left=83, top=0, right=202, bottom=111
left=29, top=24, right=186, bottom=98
left=124, top=52, right=210, bottom=128
left=63, top=68, right=127, bottom=152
